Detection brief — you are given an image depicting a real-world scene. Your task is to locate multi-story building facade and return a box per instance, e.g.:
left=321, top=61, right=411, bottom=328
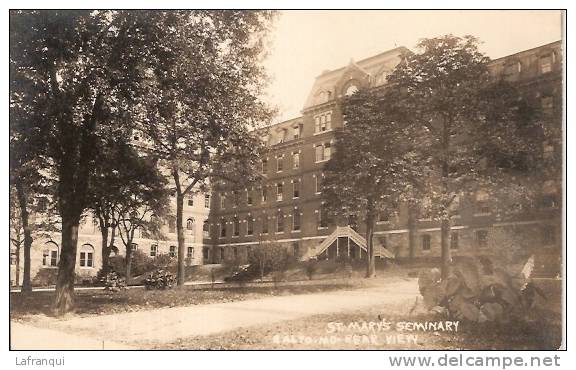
left=205, top=41, right=562, bottom=276
left=9, top=134, right=212, bottom=286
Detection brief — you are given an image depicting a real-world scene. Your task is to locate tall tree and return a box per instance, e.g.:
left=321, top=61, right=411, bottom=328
left=388, top=35, right=545, bottom=278
left=10, top=10, right=154, bottom=313
left=114, top=155, right=169, bottom=284
left=323, top=87, right=420, bottom=277
left=137, top=11, right=276, bottom=286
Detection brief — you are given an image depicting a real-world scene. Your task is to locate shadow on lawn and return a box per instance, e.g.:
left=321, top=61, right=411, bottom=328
left=10, top=283, right=354, bottom=319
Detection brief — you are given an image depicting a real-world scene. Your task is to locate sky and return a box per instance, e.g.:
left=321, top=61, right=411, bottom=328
left=262, top=10, right=563, bottom=122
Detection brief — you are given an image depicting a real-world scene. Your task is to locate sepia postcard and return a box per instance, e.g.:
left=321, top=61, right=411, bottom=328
left=8, top=8, right=565, bottom=356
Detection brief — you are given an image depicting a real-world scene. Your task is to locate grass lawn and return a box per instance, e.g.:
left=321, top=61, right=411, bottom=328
left=10, top=279, right=366, bottom=320
left=146, top=300, right=562, bottom=350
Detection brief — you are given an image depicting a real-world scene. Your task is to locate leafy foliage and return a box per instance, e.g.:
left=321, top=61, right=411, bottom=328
left=100, top=271, right=127, bottom=292
left=418, top=255, right=546, bottom=323
left=144, top=269, right=176, bottom=290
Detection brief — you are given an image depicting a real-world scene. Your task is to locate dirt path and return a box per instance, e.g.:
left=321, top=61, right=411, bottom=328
left=11, top=279, right=418, bottom=349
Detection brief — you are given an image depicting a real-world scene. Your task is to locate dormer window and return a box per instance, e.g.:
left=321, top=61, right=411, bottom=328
left=540, top=54, right=554, bottom=74
left=503, top=61, right=521, bottom=79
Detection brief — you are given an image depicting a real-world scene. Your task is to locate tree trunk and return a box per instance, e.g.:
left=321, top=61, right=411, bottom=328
left=408, top=205, right=417, bottom=261
left=365, top=204, right=376, bottom=278
left=125, top=244, right=132, bottom=285
left=54, top=217, right=80, bottom=315
left=15, top=179, right=32, bottom=293
left=176, top=192, right=186, bottom=286
left=440, top=217, right=451, bottom=279
left=100, top=226, right=110, bottom=273
left=15, top=241, right=21, bottom=287
left=440, top=117, right=452, bottom=279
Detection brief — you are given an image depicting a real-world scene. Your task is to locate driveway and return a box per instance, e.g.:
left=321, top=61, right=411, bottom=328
left=11, top=279, right=418, bottom=349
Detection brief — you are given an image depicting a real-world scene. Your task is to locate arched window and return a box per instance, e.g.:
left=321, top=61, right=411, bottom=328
left=43, top=241, right=59, bottom=267
left=79, top=244, right=95, bottom=268
left=186, top=218, right=195, bottom=231
left=344, top=84, right=359, bottom=96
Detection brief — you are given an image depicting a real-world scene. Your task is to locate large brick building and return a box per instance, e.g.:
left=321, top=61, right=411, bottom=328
left=205, top=41, right=562, bottom=276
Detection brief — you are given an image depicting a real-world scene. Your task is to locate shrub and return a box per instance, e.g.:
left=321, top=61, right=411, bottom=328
left=131, top=250, right=156, bottom=277
left=248, top=243, right=291, bottom=281
left=144, top=269, right=176, bottom=290
left=418, top=255, right=545, bottom=323
left=305, top=259, right=318, bottom=280
left=100, top=271, right=127, bottom=292
left=31, top=268, right=58, bottom=287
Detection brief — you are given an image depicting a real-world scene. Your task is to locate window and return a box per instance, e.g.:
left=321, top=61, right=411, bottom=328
left=186, top=218, right=195, bottom=231
left=232, top=190, right=239, bottom=208
left=378, top=236, right=388, bottom=249
left=293, top=179, right=300, bottom=199
left=293, top=124, right=302, bottom=140
left=169, top=245, right=177, bottom=257
left=476, top=230, right=488, bottom=248
left=315, top=143, right=331, bottom=162
left=204, top=194, right=210, bottom=208
left=262, top=217, right=269, bottom=234
left=276, top=183, right=283, bottom=202
left=220, top=219, right=227, bottom=237
left=150, top=244, right=158, bottom=257
left=422, top=235, right=431, bottom=251
left=318, top=206, right=328, bottom=228
left=79, top=245, right=94, bottom=268
left=277, top=211, right=284, bottom=233
left=293, top=211, right=301, bottom=231
left=541, top=96, right=554, bottom=112
left=203, top=247, right=210, bottom=261
left=345, top=84, right=359, bottom=96
left=314, top=112, right=332, bottom=133
left=247, top=217, right=254, bottom=235
left=541, top=193, right=559, bottom=209
left=450, top=232, right=459, bottom=250
left=246, top=245, right=252, bottom=257
left=131, top=243, right=138, bottom=251
left=233, top=217, right=240, bottom=237
left=277, top=155, right=284, bottom=172
left=188, top=195, right=194, bottom=206
left=540, top=54, right=553, bottom=74
left=324, top=143, right=332, bottom=161
left=315, top=174, right=322, bottom=194
left=315, top=144, right=324, bottom=162
left=262, top=158, right=268, bottom=174
left=220, top=247, right=225, bottom=261
left=203, top=221, right=210, bottom=238
left=542, top=225, right=556, bottom=245
left=220, top=194, right=226, bottom=209
left=233, top=246, right=238, bottom=260
left=503, top=61, right=521, bottom=79
left=293, top=152, right=300, bottom=169
left=279, top=128, right=287, bottom=143
left=378, top=212, right=389, bottom=222
left=543, top=142, right=555, bottom=159
left=247, top=190, right=253, bottom=205
left=187, top=247, right=193, bottom=259
left=292, top=242, right=300, bottom=257
left=168, top=218, right=176, bottom=233
left=476, top=190, right=490, bottom=214
left=50, top=250, right=58, bottom=266
left=261, top=186, right=268, bottom=203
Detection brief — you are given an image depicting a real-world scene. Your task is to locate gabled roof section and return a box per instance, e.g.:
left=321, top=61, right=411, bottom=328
left=303, top=46, right=410, bottom=111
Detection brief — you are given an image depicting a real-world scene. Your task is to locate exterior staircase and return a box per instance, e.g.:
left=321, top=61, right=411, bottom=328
left=302, top=225, right=395, bottom=260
